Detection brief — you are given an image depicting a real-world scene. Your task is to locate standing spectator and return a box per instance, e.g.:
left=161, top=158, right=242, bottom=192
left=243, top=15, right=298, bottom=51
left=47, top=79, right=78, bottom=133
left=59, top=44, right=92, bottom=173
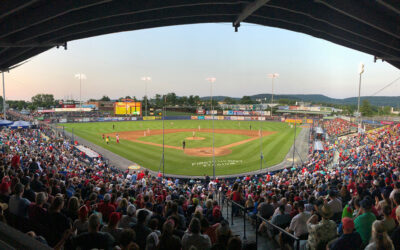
left=382, top=205, right=396, bottom=235
left=182, top=218, right=211, bottom=250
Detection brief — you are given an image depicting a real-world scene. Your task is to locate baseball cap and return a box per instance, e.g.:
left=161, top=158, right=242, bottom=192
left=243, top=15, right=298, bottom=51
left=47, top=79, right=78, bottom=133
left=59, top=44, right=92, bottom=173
left=342, top=217, right=354, bottom=231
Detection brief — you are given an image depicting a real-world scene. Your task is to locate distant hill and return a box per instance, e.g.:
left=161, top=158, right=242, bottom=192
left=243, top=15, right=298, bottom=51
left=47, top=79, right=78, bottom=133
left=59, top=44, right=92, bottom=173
left=201, top=94, right=400, bottom=107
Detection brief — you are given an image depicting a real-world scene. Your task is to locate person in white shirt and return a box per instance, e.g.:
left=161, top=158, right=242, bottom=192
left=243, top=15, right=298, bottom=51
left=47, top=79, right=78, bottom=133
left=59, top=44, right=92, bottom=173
left=288, top=200, right=311, bottom=238
left=327, top=190, right=343, bottom=214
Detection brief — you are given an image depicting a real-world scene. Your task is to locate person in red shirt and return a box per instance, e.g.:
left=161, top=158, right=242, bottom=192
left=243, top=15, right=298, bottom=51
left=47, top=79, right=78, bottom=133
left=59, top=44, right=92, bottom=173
left=11, top=153, right=20, bottom=169
left=96, top=193, right=115, bottom=223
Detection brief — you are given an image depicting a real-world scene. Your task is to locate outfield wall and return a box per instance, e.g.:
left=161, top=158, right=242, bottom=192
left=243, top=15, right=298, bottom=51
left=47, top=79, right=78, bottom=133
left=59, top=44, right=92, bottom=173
left=57, top=115, right=283, bottom=123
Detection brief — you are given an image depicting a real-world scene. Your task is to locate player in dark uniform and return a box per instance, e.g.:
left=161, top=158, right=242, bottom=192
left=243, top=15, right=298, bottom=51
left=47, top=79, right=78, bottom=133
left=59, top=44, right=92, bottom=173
left=113, top=124, right=115, bottom=130
left=182, top=140, right=186, bottom=150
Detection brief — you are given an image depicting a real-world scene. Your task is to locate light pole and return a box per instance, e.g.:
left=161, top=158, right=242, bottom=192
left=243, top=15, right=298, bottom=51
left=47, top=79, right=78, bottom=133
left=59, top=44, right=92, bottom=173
left=268, top=73, right=279, bottom=116
left=206, top=77, right=216, bottom=179
left=357, top=63, right=364, bottom=132
left=2, top=72, right=6, bottom=120
left=162, top=95, right=166, bottom=177
left=141, top=77, right=151, bottom=116
left=75, top=73, right=87, bottom=111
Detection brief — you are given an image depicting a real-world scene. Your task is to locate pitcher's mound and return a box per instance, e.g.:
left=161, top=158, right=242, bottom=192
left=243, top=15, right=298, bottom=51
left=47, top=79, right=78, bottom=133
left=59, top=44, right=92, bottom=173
left=186, top=137, right=205, bottom=141
left=184, top=147, right=232, bottom=157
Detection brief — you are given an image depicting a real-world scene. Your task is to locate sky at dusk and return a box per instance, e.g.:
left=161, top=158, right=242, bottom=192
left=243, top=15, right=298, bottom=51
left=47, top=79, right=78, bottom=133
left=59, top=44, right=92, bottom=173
left=3, top=23, right=400, bottom=101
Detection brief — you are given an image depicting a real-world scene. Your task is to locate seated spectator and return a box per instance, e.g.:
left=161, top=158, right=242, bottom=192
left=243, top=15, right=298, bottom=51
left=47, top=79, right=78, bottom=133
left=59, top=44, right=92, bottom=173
left=354, top=198, right=376, bottom=245
left=182, top=217, right=212, bottom=250
left=145, top=218, right=160, bottom=250
left=101, top=211, right=123, bottom=242
left=211, top=220, right=232, bottom=250
left=133, top=209, right=152, bottom=249
left=97, top=193, right=116, bottom=224
left=119, top=228, right=139, bottom=250
left=119, top=204, right=137, bottom=229
left=28, top=191, right=47, bottom=224
left=72, top=213, right=115, bottom=250
left=227, top=236, right=242, bottom=250
left=157, top=220, right=181, bottom=250
left=9, top=183, right=30, bottom=218
left=307, top=204, right=337, bottom=250
left=73, top=205, right=89, bottom=235
left=201, top=217, right=219, bottom=244
left=329, top=217, right=362, bottom=250
left=382, top=205, right=396, bottom=235
left=288, top=200, right=310, bottom=239
left=46, top=195, right=71, bottom=247
left=365, top=220, right=394, bottom=250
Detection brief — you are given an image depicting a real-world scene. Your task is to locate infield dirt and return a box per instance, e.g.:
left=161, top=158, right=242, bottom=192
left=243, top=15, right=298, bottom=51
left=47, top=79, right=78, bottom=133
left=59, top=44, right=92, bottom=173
left=106, top=129, right=275, bottom=157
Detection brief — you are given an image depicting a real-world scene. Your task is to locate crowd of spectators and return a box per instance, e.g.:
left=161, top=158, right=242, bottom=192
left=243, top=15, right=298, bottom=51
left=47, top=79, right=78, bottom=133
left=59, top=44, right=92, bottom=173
left=0, top=116, right=399, bottom=250
left=322, top=118, right=355, bottom=137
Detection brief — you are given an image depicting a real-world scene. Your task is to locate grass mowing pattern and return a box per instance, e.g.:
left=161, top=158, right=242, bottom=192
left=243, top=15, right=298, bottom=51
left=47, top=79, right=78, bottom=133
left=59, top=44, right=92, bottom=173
left=137, top=132, right=250, bottom=148
left=62, top=120, right=300, bottom=176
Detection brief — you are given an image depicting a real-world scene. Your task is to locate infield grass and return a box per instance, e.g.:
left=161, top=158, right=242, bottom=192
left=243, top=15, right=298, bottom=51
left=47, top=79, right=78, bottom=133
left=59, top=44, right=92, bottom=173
left=62, top=120, right=301, bottom=176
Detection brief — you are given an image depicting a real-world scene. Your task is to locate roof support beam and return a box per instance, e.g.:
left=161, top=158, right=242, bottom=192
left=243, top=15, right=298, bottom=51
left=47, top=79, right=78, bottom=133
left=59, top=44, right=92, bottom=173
left=0, top=0, right=112, bottom=39
left=233, top=0, right=270, bottom=31
left=0, top=42, right=66, bottom=48
left=316, top=0, right=400, bottom=39
left=376, top=0, right=400, bottom=15
left=0, top=0, right=39, bottom=20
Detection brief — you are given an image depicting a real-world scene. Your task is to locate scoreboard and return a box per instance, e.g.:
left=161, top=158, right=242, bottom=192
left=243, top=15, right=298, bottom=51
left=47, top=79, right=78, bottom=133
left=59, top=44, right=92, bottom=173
left=114, top=102, right=141, bottom=115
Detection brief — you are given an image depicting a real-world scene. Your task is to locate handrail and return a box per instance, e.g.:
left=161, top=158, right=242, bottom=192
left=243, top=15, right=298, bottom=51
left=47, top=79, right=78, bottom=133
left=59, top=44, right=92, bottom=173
left=217, top=191, right=301, bottom=250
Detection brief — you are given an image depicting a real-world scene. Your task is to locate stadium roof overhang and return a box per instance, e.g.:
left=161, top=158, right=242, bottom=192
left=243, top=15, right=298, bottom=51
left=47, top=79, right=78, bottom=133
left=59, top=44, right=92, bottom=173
left=0, top=0, right=399, bottom=71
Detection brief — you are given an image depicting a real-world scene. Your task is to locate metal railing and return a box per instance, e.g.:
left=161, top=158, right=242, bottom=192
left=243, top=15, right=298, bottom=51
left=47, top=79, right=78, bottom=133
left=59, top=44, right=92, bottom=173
left=215, top=191, right=301, bottom=250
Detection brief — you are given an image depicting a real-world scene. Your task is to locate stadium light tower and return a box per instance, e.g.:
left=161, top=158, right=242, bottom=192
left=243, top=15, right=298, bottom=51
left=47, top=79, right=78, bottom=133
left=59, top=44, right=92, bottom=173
left=357, top=63, right=364, bottom=132
left=74, top=73, right=87, bottom=111
left=206, top=77, right=216, bottom=179
left=268, top=73, right=279, bottom=116
left=141, top=76, right=151, bottom=116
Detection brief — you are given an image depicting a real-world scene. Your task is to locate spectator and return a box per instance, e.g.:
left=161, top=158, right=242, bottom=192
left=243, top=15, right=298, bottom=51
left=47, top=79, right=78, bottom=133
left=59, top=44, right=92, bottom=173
left=307, top=204, right=337, bottom=250
left=46, top=195, right=71, bottom=247
left=146, top=218, right=160, bottom=250
left=119, top=204, right=137, bottom=229
left=157, top=220, right=181, bottom=250
left=72, top=213, right=115, bottom=250
left=133, top=209, right=152, bottom=249
left=288, top=200, right=310, bottom=239
left=382, top=205, right=396, bottom=235
left=101, top=211, right=123, bottom=242
left=97, top=193, right=116, bottom=223
left=390, top=206, right=400, bottom=250
left=329, top=217, right=362, bottom=250
left=365, top=220, right=394, bottom=250
left=28, top=191, right=47, bottom=224
left=182, top=217, right=212, bottom=250
left=73, top=205, right=89, bottom=235
left=8, top=183, right=30, bottom=218
left=354, top=198, right=377, bottom=245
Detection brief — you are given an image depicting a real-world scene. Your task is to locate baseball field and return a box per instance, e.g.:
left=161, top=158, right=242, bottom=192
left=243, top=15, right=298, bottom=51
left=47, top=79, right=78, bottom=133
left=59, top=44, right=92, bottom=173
left=61, top=120, right=301, bottom=176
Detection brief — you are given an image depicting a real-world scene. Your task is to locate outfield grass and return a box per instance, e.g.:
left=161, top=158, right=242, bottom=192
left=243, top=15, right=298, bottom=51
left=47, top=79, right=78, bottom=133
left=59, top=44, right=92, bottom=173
left=62, top=120, right=300, bottom=176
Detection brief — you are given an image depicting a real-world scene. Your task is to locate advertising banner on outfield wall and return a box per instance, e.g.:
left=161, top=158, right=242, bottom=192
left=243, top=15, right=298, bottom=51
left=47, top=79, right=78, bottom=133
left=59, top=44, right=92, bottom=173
left=230, top=116, right=237, bottom=120
left=191, top=116, right=198, bottom=120
left=306, top=119, right=313, bottom=124
left=198, top=116, right=205, bottom=120
left=218, top=116, right=224, bottom=120
left=143, top=116, right=155, bottom=120
left=244, top=117, right=251, bottom=121
left=381, top=121, right=394, bottom=125
left=59, top=118, right=67, bottom=123
left=285, top=119, right=303, bottom=124
left=238, top=116, right=245, bottom=120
